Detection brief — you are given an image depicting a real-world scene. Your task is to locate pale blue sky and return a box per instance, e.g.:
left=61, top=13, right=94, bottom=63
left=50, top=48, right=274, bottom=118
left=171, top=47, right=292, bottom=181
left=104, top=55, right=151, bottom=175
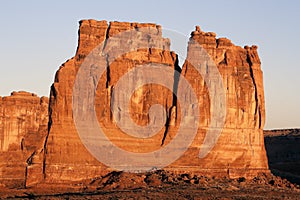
left=0, top=1, right=299, bottom=129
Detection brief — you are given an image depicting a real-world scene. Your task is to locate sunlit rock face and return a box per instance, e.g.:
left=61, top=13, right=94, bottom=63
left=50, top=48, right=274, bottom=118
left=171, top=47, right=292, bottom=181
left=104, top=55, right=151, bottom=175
left=40, top=19, right=268, bottom=183
left=0, top=91, right=48, bottom=187
left=0, top=19, right=269, bottom=187
left=42, top=20, right=179, bottom=183
left=178, top=27, right=267, bottom=178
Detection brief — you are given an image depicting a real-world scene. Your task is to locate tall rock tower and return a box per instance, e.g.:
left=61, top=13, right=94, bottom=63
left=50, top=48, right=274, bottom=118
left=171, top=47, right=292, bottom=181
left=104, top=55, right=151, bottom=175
left=34, top=20, right=268, bottom=183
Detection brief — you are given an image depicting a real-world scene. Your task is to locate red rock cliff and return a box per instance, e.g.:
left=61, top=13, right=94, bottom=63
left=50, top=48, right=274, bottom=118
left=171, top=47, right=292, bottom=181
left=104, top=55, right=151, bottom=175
left=176, top=26, right=267, bottom=177
left=43, top=20, right=179, bottom=182
left=0, top=92, right=48, bottom=187
left=33, top=19, right=268, bottom=184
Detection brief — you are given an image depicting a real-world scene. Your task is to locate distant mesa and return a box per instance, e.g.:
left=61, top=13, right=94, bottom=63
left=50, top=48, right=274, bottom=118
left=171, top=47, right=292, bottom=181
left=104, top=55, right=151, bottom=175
left=11, top=91, right=36, bottom=96
left=264, top=129, right=300, bottom=185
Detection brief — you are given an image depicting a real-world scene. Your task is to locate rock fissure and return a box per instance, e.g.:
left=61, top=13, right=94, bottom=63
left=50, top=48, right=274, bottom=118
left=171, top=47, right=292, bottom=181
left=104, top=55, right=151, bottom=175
left=247, top=54, right=259, bottom=127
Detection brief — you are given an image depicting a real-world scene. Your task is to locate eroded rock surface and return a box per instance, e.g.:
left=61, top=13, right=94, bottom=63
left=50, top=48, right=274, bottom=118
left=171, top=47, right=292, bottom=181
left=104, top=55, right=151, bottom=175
left=43, top=20, right=179, bottom=183
left=40, top=19, right=269, bottom=183
left=0, top=91, right=48, bottom=187
left=174, top=26, right=268, bottom=177
left=0, top=20, right=269, bottom=187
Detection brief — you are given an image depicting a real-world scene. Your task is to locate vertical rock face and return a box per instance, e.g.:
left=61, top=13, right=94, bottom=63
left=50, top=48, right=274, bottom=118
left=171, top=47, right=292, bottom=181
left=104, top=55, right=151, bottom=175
left=174, top=27, right=268, bottom=177
left=42, top=19, right=268, bottom=182
left=0, top=92, right=48, bottom=187
left=44, top=20, right=178, bottom=182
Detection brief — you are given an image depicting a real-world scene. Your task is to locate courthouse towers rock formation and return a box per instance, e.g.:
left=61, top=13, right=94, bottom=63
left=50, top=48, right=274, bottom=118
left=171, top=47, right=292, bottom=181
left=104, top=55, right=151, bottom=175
left=0, top=20, right=269, bottom=187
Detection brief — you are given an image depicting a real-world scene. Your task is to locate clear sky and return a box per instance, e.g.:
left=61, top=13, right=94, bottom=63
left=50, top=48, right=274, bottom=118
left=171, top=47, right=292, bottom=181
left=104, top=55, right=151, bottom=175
left=0, top=0, right=299, bottom=129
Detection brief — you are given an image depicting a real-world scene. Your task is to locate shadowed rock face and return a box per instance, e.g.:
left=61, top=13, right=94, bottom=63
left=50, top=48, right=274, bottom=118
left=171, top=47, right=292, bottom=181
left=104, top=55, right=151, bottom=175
left=0, top=91, right=48, bottom=187
left=264, top=129, right=300, bottom=184
left=0, top=19, right=269, bottom=187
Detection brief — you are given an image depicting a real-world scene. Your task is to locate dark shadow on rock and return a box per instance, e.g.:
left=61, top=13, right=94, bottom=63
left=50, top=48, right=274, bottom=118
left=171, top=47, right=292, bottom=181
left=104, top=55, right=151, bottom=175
left=264, top=129, right=300, bottom=185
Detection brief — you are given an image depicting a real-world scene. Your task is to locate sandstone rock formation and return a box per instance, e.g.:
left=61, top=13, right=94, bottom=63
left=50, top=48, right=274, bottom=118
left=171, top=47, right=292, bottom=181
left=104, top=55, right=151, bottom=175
left=0, top=19, right=269, bottom=187
left=37, top=19, right=268, bottom=183
left=0, top=91, right=48, bottom=187
left=43, top=20, right=179, bottom=183
left=175, top=26, right=268, bottom=177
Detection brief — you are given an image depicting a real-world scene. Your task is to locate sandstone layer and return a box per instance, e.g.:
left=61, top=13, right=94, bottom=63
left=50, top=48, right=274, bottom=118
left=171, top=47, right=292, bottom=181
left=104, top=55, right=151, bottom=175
left=36, top=19, right=269, bottom=183
left=0, top=92, right=48, bottom=187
